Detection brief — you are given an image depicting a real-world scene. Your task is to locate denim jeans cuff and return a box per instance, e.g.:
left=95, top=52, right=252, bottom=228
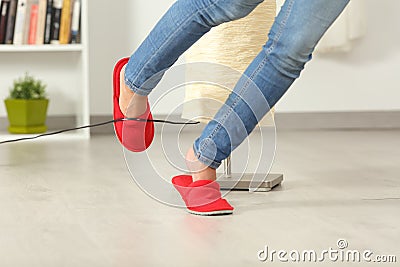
left=124, top=79, right=151, bottom=96
left=192, top=143, right=221, bottom=170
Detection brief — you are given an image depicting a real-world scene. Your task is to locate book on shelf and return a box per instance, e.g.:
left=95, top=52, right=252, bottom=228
left=58, top=0, right=70, bottom=44
left=23, top=0, right=33, bottom=44
left=43, top=0, right=52, bottom=44
left=35, top=0, right=46, bottom=44
left=4, top=0, right=17, bottom=44
left=13, top=0, right=27, bottom=44
left=0, top=0, right=81, bottom=45
left=70, top=0, right=79, bottom=43
left=49, top=0, right=61, bottom=44
left=0, top=0, right=11, bottom=44
left=28, top=3, right=38, bottom=44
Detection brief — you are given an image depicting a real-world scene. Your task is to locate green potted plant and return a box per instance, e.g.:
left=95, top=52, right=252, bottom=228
left=4, top=73, right=49, bottom=134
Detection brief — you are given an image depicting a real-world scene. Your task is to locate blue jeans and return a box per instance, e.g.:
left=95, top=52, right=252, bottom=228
left=125, top=0, right=349, bottom=169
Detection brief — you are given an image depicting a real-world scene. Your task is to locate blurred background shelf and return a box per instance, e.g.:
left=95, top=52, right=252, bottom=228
left=0, top=0, right=90, bottom=139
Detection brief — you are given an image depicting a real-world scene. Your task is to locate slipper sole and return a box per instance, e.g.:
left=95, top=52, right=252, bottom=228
left=186, top=209, right=233, bottom=216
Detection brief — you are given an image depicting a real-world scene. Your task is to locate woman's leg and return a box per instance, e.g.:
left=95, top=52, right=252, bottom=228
left=119, top=0, right=265, bottom=117
left=188, top=0, right=350, bottom=181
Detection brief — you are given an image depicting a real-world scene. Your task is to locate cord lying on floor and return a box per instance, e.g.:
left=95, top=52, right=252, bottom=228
left=0, top=118, right=200, bottom=145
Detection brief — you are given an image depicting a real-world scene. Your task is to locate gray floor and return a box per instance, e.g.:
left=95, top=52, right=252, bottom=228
left=0, top=130, right=399, bottom=267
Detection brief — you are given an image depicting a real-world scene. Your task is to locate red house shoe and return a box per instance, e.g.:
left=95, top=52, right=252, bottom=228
left=113, top=58, right=154, bottom=152
left=172, top=175, right=234, bottom=216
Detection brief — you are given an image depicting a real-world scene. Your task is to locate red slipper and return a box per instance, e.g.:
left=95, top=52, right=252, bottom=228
left=113, top=58, right=154, bottom=152
left=172, top=175, right=234, bottom=216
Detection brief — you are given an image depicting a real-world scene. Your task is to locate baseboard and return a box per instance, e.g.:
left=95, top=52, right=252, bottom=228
left=274, top=111, right=400, bottom=130
left=1, top=111, right=399, bottom=135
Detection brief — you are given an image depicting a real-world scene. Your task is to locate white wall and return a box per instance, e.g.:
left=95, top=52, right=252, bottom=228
left=275, top=0, right=400, bottom=113
left=87, top=0, right=135, bottom=115
left=88, top=0, right=179, bottom=116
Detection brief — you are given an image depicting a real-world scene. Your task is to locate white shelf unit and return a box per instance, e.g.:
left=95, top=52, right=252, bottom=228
left=0, top=0, right=90, bottom=140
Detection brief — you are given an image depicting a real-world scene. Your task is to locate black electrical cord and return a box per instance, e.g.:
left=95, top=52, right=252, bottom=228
left=0, top=118, right=200, bottom=145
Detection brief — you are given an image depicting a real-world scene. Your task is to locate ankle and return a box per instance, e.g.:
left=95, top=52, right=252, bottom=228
left=125, top=94, right=148, bottom=118
left=120, top=66, right=148, bottom=117
left=186, top=147, right=216, bottom=182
